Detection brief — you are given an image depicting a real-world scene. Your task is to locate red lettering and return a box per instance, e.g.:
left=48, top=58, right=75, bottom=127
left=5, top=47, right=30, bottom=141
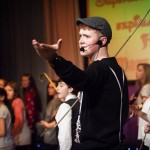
left=95, top=0, right=140, bottom=8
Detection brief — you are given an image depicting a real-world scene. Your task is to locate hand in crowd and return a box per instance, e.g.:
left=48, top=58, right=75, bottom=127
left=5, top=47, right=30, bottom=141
left=129, top=105, right=139, bottom=114
left=144, top=123, right=150, bottom=134
left=32, top=39, right=62, bottom=61
left=40, top=120, right=55, bottom=128
left=40, top=120, right=50, bottom=128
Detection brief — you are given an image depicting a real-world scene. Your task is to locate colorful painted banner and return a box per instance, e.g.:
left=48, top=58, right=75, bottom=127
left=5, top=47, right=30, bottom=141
left=87, top=0, right=150, bottom=80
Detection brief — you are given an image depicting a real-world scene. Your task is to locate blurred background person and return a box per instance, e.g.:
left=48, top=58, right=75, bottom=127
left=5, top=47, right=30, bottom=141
left=0, top=78, right=7, bottom=88
left=20, top=73, right=42, bottom=147
left=135, top=63, right=150, bottom=105
left=130, top=97, right=150, bottom=149
left=130, top=63, right=150, bottom=149
left=5, top=81, right=31, bottom=150
left=39, top=80, right=61, bottom=150
left=0, top=88, right=15, bottom=150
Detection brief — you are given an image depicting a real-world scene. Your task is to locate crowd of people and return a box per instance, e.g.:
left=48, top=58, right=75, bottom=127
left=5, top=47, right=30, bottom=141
left=0, top=16, right=150, bottom=150
left=0, top=76, right=80, bottom=150
left=0, top=74, right=43, bottom=150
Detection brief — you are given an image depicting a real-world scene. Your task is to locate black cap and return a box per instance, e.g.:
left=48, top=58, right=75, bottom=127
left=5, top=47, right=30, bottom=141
left=76, top=16, right=112, bottom=44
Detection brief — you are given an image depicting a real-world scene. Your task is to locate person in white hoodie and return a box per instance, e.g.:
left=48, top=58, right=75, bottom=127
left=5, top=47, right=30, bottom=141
left=130, top=97, right=150, bottom=149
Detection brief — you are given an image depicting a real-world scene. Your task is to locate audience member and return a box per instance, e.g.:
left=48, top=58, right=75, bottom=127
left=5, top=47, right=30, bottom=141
left=40, top=81, right=61, bottom=150
left=5, top=81, right=31, bottom=150
left=135, top=64, right=150, bottom=104
left=20, top=73, right=42, bottom=146
left=130, top=97, right=150, bottom=149
left=0, top=88, right=15, bottom=150
left=130, top=63, right=150, bottom=149
left=0, top=78, right=7, bottom=88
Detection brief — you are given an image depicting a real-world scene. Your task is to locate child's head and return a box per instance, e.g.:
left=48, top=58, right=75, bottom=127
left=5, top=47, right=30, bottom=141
left=0, top=87, right=7, bottom=102
left=136, top=63, right=150, bottom=87
left=56, top=80, right=76, bottom=101
left=47, top=81, right=58, bottom=97
left=5, top=81, right=20, bottom=101
left=47, top=80, right=58, bottom=103
left=0, top=79, right=7, bottom=88
left=0, top=87, right=15, bottom=124
left=21, top=73, right=36, bottom=89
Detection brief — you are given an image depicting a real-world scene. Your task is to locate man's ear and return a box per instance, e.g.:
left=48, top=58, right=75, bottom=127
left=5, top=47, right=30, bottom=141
left=99, top=36, right=107, bottom=46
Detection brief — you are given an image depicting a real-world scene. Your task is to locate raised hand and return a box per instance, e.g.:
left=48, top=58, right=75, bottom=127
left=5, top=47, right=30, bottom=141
left=32, top=39, right=62, bottom=61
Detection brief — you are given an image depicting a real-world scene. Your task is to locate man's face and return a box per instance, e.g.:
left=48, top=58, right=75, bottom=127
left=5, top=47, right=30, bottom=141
left=79, top=27, right=100, bottom=57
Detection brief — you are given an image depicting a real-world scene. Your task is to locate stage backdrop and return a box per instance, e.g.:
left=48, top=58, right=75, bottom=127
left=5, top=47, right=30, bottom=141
left=87, top=0, right=150, bottom=80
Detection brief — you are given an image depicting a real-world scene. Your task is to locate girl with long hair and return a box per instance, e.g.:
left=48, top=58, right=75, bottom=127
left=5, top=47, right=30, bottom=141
left=5, top=81, right=31, bottom=150
left=0, top=88, right=15, bottom=150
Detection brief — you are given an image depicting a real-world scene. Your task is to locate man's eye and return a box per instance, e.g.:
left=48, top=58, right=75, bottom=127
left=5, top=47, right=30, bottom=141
left=85, top=35, right=90, bottom=38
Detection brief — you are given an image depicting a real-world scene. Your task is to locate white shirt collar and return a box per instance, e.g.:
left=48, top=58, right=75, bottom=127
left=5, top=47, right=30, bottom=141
left=65, top=94, right=77, bottom=102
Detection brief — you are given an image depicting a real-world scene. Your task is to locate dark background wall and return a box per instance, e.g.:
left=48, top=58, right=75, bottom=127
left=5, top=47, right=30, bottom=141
left=0, top=0, right=46, bottom=80
left=0, top=0, right=86, bottom=115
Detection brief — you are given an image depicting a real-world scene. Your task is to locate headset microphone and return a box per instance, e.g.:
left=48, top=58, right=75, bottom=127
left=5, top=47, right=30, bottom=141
left=80, top=47, right=85, bottom=52
left=80, top=40, right=102, bottom=52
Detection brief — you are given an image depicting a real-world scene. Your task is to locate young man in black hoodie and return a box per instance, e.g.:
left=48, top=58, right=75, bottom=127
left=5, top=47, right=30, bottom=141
left=32, top=16, right=129, bottom=150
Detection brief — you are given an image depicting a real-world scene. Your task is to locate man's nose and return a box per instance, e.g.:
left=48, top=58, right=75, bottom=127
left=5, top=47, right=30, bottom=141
left=79, top=37, right=85, bottom=45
